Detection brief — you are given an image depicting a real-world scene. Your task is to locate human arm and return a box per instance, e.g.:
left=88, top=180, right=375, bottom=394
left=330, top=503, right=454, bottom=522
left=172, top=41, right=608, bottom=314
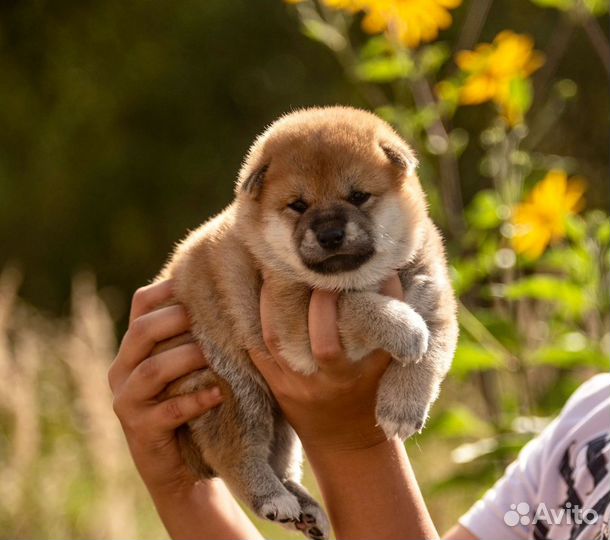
left=250, top=276, right=439, bottom=540
left=108, top=280, right=263, bottom=540
left=253, top=279, right=610, bottom=540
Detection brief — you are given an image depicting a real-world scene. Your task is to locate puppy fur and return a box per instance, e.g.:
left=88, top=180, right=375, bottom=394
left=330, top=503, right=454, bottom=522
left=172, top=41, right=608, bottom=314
left=155, top=106, right=458, bottom=540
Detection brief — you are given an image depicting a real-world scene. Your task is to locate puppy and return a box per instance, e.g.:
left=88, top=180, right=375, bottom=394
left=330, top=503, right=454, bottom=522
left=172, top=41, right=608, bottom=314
left=156, top=106, right=458, bottom=539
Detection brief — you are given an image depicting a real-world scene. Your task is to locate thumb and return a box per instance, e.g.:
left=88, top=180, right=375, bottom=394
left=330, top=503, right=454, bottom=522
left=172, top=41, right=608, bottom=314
left=308, top=289, right=349, bottom=373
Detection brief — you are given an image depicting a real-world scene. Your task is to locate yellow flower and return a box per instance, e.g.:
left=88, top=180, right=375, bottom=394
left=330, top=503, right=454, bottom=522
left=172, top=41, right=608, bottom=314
left=360, top=0, right=461, bottom=48
left=284, top=0, right=367, bottom=9
left=511, top=170, right=586, bottom=260
left=284, top=0, right=461, bottom=48
left=455, top=31, right=544, bottom=124
left=320, top=0, right=462, bottom=48
left=323, top=0, right=366, bottom=10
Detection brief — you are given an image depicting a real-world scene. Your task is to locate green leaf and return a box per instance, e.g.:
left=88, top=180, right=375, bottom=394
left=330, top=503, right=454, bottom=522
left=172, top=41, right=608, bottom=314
left=418, top=43, right=450, bottom=75
left=451, top=259, right=485, bottom=295
left=428, top=406, right=494, bottom=438
left=565, top=214, right=587, bottom=243
left=359, top=35, right=394, bottom=59
left=355, top=54, right=414, bottom=83
left=584, top=0, right=609, bottom=15
left=507, top=77, right=534, bottom=119
left=465, top=190, right=503, bottom=230
left=529, top=346, right=610, bottom=369
left=529, top=0, right=607, bottom=15
left=448, top=128, right=469, bottom=156
left=451, top=341, right=503, bottom=377
left=436, top=79, right=460, bottom=108
left=529, top=0, right=574, bottom=10
left=503, top=275, right=590, bottom=316
left=542, top=246, right=594, bottom=284
left=598, top=220, right=610, bottom=246
left=416, top=105, right=441, bottom=131
left=473, top=309, right=520, bottom=351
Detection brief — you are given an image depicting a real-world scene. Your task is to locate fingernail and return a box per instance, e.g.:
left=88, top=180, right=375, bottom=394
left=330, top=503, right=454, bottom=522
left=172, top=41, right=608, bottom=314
left=208, top=387, right=222, bottom=401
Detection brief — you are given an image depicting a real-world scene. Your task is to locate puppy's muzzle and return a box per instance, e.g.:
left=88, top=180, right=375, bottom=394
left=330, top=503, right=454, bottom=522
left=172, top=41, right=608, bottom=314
left=299, top=216, right=375, bottom=274
left=314, top=220, right=345, bottom=251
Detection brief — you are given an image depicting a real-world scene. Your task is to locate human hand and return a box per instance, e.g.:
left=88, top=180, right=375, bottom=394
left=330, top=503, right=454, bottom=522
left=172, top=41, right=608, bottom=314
left=250, top=275, right=403, bottom=453
left=108, top=280, right=223, bottom=498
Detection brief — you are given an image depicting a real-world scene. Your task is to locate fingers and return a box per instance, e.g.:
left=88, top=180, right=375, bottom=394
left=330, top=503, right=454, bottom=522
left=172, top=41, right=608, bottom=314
left=256, top=275, right=403, bottom=382
left=109, top=304, right=192, bottom=391
left=148, top=388, right=223, bottom=431
left=115, top=386, right=223, bottom=435
left=308, top=289, right=350, bottom=374
left=129, top=279, right=175, bottom=323
left=249, top=347, right=283, bottom=385
left=259, top=281, right=284, bottom=361
left=257, top=281, right=291, bottom=379
left=360, top=348, right=393, bottom=379
left=127, top=343, right=209, bottom=400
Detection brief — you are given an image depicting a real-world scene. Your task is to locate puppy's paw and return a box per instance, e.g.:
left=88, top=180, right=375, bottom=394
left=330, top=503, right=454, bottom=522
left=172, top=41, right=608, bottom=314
left=295, top=503, right=331, bottom=540
left=283, top=480, right=331, bottom=540
left=376, top=403, right=429, bottom=440
left=257, top=492, right=302, bottom=523
left=393, top=322, right=429, bottom=366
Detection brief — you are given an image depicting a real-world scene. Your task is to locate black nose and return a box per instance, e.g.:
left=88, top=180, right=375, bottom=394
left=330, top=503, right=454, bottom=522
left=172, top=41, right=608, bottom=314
left=316, top=227, right=345, bottom=250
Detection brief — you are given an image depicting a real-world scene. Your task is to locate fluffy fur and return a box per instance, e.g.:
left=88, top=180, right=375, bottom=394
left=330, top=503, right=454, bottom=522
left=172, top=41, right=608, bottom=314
left=156, top=106, right=458, bottom=540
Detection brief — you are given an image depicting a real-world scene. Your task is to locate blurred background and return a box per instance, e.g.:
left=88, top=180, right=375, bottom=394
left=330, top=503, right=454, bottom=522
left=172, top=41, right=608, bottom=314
left=0, top=0, right=608, bottom=537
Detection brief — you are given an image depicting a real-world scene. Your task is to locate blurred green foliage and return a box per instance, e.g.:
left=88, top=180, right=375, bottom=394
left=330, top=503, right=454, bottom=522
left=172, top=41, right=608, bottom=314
left=283, top=0, right=609, bottom=532
left=0, top=0, right=608, bottom=316
left=0, top=0, right=354, bottom=313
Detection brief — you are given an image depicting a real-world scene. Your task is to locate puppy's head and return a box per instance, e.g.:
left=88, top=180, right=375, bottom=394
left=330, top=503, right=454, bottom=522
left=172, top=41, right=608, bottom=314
left=235, top=106, right=427, bottom=290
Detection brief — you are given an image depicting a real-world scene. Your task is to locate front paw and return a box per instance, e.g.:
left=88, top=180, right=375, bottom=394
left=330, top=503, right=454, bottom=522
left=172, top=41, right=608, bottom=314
left=376, top=400, right=429, bottom=440
left=392, top=322, right=429, bottom=366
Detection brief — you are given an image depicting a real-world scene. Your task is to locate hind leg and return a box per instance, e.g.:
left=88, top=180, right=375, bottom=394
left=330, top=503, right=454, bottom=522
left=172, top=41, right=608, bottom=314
left=270, top=414, right=331, bottom=540
left=166, top=366, right=302, bottom=524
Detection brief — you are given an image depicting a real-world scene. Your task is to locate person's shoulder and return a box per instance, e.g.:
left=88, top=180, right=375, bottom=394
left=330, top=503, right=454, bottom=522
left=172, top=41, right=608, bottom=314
left=561, top=373, right=610, bottom=416
left=542, top=372, right=610, bottom=456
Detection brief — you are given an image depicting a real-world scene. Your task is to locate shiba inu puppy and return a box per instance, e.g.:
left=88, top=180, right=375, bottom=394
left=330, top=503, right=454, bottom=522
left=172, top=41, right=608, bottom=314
left=156, top=106, right=458, bottom=539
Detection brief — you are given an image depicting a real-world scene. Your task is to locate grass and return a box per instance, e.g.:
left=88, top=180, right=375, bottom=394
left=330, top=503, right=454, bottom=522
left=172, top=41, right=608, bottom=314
left=0, top=265, right=598, bottom=538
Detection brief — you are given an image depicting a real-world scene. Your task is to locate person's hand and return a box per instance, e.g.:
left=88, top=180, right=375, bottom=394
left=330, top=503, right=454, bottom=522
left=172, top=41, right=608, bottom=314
left=108, top=280, right=223, bottom=497
left=250, top=275, right=403, bottom=453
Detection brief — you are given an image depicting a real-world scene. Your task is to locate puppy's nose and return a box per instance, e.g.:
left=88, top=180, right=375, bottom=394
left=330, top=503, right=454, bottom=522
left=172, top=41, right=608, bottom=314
left=316, top=227, right=345, bottom=250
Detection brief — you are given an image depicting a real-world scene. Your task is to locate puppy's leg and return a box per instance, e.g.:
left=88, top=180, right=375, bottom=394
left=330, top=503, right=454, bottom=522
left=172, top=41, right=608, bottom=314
left=338, top=291, right=429, bottom=365
left=270, top=414, right=330, bottom=540
left=375, top=359, right=441, bottom=440
left=376, top=316, right=456, bottom=439
left=166, top=366, right=302, bottom=525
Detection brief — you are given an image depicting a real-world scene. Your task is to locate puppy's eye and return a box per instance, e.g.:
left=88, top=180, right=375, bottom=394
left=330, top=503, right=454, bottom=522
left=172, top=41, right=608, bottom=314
left=347, top=191, right=371, bottom=206
left=288, top=199, right=308, bottom=214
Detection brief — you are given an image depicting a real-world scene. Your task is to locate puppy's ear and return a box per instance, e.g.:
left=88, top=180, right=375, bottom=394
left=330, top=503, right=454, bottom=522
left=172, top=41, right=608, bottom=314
left=240, top=163, right=269, bottom=199
left=379, top=143, right=418, bottom=176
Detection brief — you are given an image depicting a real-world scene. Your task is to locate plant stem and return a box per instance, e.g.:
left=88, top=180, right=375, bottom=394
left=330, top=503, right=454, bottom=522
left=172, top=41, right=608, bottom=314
left=458, top=301, right=516, bottom=368
left=410, top=78, right=466, bottom=235
left=455, top=0, right=495, bottom=53
left=580, top=12, right=610, bottom=76
left=533, top=13, right=575, bottom=109
left=311, top=2, right=389, bottom=107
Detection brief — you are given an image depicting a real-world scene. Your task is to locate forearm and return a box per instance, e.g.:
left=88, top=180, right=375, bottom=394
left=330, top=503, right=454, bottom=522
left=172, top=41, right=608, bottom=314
left=150, top=478, right=264, bottom=540
left=305, top=437, right=438, bottom=540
